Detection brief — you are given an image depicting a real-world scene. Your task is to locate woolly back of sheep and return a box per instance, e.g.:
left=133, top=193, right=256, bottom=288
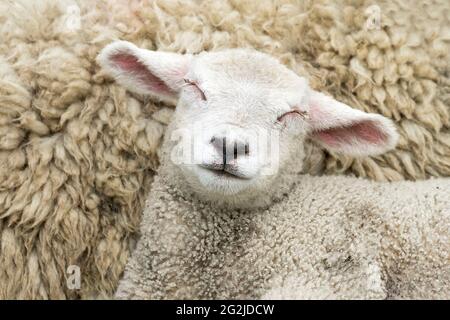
left=0, top=0, right=448, bottom=298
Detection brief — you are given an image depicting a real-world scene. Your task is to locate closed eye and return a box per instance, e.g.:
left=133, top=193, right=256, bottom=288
left=276, top=109, right=308, bottom=123
left=183, top=79, right=207, bottom=101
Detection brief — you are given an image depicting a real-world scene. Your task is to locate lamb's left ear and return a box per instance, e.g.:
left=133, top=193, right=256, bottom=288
left=306, top=90, right=399, bottom=156
left=97, top=40, right=191, bottom=104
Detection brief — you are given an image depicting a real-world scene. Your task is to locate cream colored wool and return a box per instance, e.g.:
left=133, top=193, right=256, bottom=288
left=116, top=171, right=450, bottom=299
left=0, top=0, right=449, bottom=299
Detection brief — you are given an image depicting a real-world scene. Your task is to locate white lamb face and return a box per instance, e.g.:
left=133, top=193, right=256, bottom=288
left=98, top=41, right=398, bottom=200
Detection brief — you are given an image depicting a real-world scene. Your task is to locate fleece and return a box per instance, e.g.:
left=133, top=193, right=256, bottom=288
left=0, top=0, right=449, bottom=298
left=116, top=170, right=450, bottom=299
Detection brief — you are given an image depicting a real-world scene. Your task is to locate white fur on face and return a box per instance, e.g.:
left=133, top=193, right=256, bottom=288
left=98, top=42, right=399, bottom=200
left=167, top=50, right=309, bottom=196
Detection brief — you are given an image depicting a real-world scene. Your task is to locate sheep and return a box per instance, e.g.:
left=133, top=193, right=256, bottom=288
left=98, top=41, right=450, bottom=300
left=2, top=0, right=449, bottom=299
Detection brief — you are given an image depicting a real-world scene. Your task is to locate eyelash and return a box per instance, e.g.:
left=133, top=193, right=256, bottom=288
left=183, top=79, right=207, bottom=101
left=276, top=109, right=308, bottom=123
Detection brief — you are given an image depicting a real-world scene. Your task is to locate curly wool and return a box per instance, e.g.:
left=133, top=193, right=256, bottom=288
left=0, top=0, right=449, bottom=298
left=116, top=172, right=450, bottom=299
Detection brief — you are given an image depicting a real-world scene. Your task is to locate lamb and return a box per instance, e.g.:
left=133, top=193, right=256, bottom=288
left=99, top=41, right=450, bottom=299
left=2, top=0, right=449, bottom=299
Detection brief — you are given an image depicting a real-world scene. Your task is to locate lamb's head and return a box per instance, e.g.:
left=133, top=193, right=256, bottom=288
left=98, top=41, right=398, bottom=207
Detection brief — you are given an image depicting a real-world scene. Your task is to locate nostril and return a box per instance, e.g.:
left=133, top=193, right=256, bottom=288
left=210, top=136, right=226, bottom=159
left=210, top=135, right=249, bottom=160
left=235, top=141, right=250, bottom=158
left=245, top=143, right=250, bottom=156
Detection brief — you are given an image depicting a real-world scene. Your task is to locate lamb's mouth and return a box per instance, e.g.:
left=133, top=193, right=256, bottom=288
left=199, top=164, right=250, bottom=180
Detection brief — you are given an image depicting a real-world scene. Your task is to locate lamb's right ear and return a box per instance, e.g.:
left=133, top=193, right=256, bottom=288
left=306, top=90, right=399, bottom=156
left=97, top=41, right=191, bottom=104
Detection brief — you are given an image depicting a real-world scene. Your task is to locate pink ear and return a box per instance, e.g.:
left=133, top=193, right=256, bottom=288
left=97, top=41, right=191, bottom=104
left=110, top=53, right=176, bottom=96
left=307, top=91, right=398, bottom=156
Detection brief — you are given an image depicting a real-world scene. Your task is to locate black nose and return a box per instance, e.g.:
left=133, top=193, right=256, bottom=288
left=210, top=136, right=249, bottom=163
